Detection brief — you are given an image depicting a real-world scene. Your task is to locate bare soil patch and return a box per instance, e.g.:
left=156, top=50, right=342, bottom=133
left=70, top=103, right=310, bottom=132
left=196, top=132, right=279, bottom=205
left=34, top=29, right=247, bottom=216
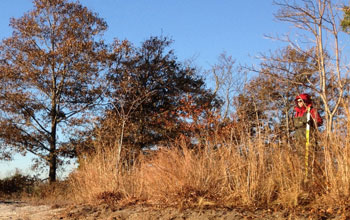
left=0, top=200, right=65, bottom=220
left=58, top=205, right=350, bottom=220
left=1, top=201, right=348, bottom=220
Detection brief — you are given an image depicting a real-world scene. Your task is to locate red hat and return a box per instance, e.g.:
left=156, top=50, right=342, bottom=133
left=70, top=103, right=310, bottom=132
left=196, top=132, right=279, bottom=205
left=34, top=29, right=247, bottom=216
left=295, top=93, right=311, bottom=104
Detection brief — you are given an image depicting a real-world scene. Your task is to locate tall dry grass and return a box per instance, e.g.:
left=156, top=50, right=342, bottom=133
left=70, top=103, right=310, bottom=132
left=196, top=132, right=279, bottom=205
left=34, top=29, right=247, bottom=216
left=68, top=121, right=350, bottom=211
left=69, top=143, right=145, bottom=205
left=320, top=122, right=350, bottom=207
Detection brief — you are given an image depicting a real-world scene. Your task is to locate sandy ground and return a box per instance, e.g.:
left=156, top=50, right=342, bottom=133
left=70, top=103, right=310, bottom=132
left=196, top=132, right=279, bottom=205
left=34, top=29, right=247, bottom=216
left=0, top=201, right=65, bottom=220
left=0, top=201, right=348, bottom=220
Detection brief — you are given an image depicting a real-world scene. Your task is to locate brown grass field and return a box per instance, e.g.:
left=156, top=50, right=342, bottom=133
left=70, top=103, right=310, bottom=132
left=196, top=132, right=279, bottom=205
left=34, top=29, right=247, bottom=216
left=2, top=120, right=350, bottom=219
left=61, top=122, right=350, bottom=219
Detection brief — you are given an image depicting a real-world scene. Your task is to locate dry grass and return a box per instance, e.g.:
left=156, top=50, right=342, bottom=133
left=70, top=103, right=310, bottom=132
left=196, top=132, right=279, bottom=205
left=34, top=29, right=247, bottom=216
left=23, top=180, right=73, bottom=206
left=0, top=172, right=72, bottom=206
left=67, top=124, right=350, bottom=212
left=69, top=144, right=145, bottom=206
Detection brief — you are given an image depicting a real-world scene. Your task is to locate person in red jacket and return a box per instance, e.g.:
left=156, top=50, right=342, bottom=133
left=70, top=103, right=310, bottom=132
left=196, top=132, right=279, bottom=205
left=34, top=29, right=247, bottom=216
left=293, top=93, right=323, bottom=181
left=293, top=93, right=322, bottom=142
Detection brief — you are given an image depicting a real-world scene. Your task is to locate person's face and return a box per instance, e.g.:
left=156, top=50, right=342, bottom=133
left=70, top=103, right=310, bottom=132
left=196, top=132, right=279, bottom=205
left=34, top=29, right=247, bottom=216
left=297, top=99, right=305, bottom=107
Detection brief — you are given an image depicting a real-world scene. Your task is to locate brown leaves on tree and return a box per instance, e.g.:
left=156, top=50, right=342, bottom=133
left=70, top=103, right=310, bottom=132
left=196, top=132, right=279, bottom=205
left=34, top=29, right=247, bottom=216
left=89, top=36, right=221, bottom=160
left=0, top=0, right=107, bottom=182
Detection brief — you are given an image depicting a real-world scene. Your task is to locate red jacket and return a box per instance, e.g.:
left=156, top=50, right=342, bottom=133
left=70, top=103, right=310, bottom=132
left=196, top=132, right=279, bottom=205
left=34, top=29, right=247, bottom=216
left=294, top=93, right=323, bottom=126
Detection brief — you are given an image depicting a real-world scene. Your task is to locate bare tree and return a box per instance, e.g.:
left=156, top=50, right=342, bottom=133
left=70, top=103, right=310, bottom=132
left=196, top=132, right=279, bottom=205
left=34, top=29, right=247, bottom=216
left=270, top=0, right=348, bottom=136
left=210, top=52, right=246, bottom=119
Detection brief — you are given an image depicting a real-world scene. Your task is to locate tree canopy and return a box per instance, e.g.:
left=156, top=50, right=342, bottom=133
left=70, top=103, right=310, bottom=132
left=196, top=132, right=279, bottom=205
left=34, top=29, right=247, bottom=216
left=88, top=37, right=221, bottom=160
left=0, top=0, right=107, bottom=182
left=1, top=0, right=350, bottom=181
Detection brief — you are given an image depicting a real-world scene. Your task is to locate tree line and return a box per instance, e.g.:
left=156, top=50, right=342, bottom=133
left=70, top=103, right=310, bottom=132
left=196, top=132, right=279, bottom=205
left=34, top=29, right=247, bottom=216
left=0, top=0, right=349, bottom=183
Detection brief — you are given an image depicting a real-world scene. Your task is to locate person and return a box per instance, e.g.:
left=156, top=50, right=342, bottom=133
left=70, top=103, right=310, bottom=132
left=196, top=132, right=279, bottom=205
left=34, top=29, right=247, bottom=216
left=293, top=93, right=322, bottom=142
left=292, top=93, right=323, bottom=182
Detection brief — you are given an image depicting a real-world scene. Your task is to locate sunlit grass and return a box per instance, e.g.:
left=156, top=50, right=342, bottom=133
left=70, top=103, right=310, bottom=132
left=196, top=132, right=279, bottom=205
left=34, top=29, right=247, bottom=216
left=67, top=121, right=350, bottom=211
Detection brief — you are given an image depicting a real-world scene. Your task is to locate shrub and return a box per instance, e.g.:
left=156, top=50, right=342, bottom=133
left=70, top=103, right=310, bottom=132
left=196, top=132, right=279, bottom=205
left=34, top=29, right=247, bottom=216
left=0, top=171, right=37, bottom=199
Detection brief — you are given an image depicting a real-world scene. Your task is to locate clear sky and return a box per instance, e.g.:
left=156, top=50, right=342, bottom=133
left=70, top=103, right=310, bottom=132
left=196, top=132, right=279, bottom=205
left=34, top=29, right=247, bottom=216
left=0, top=0, right=289, bottom=179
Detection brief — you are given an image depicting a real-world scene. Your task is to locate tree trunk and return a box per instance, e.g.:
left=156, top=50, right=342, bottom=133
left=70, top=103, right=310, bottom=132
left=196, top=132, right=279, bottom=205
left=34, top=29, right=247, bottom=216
left=49, top=108, right=57, bottom=183
left=285, top=108, right=290, bottom=146
left=117, top=119, right=125, bottom=165
left=49, top=148, right=57, bottom=183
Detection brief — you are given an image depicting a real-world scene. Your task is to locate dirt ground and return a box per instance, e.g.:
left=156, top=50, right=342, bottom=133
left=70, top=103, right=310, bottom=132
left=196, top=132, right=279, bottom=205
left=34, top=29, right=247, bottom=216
left=0, top=201, right=348, bottom=220
left=0, top=200, right=65, bottom=220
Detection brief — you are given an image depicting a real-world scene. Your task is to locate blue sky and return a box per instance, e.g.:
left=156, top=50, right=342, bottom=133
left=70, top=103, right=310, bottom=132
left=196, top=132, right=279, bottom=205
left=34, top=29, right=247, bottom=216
left=0, top=0, right=288, bottom=178
left=82, top=0, right=288, bottom=66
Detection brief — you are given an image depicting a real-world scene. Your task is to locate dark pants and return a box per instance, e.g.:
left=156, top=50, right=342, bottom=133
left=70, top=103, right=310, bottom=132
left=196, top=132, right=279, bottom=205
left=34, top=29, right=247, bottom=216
left=293, top=128, right=323, bottom=183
